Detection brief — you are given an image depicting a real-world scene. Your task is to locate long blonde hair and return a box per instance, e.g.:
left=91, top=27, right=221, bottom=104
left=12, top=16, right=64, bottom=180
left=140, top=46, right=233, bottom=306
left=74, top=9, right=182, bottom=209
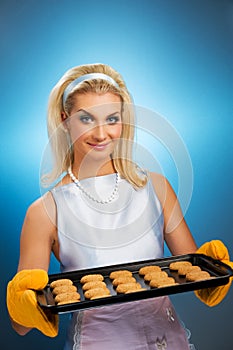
left=43, top=63, right=148, bottom=188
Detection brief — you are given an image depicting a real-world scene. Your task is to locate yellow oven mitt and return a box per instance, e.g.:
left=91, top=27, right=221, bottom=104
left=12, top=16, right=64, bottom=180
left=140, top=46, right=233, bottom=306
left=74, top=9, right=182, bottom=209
left=195, top=240, right=233, bottom=307
left=6, top=269, right=58, bottom=337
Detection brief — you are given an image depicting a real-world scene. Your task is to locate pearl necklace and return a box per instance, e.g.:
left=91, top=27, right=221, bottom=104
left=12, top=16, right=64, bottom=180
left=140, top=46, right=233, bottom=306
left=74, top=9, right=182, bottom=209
left=67, top=166, right=119, bottom=204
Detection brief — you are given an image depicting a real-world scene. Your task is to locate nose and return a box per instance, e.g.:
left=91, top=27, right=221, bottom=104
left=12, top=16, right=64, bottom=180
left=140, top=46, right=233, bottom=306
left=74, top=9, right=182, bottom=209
left=92, top=124, right=107, bottom=141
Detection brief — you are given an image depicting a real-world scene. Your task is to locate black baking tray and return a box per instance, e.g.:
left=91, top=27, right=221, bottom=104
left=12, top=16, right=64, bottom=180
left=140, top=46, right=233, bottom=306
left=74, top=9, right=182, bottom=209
left=37, top=253, right=233, bottom=314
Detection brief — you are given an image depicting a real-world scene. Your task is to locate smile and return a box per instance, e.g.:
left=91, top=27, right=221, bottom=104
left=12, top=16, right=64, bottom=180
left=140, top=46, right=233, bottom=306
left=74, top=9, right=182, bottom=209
left=87, top=142, right=110, bottom=150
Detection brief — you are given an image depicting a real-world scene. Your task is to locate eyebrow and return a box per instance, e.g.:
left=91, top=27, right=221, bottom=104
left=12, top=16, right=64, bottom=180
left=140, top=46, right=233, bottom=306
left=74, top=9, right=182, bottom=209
left=74, top=108, right=121, bottom=118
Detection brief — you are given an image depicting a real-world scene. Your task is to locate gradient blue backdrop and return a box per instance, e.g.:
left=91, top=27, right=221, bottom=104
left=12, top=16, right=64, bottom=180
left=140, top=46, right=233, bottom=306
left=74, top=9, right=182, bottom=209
left=1, top=0, right=232, bottom=349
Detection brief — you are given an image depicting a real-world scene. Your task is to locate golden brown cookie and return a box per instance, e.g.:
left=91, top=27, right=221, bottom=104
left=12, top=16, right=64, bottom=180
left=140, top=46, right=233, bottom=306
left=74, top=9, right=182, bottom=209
left=138, top=265, right=161, bottom=276
left=116, top=282, right=141, bottom=294
left=125, top=288, right=147, bottom=294
left=54, top=291, right=80, bottom=303
left=169, top=261, right=192, bottom=271
left=149, top=277, right=176, bottom=288
left=178, top=265, right=201, bottom=276
left=186, top=270, right=211, bottom=281
left=112, top=276, right=136, bottom=287
left=156, top=281, right=179, bottom=288
left=82, top=281, right=107, bottom=291
left=90, top=294, right=112, bottom=300
left=109, top=270, right=133, bottom=280
left=80, top=274, right=104, bottom=284
left=57, top=299, right=80, bottom=305
left=50, top=279, right=73, bottom=289
left=52, top=284, right=77, bottom=295
left=84, top=287, right=110, bottom=299
left=144, top=271, right=168, bottom=282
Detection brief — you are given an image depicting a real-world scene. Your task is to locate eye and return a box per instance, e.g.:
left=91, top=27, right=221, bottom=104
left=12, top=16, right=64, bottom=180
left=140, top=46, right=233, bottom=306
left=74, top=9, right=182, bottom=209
left=106, top=115, right=121, bottom=125
left=79, top=115, right=93, bottom=124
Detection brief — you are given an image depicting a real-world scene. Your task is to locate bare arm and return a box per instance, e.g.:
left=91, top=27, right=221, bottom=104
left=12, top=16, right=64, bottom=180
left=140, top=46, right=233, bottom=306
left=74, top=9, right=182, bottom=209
left=150, top=173, right=197, bottom=255
left=18, top=192, right=57, bottom=271
left=12, top=192, right=58, bottom=335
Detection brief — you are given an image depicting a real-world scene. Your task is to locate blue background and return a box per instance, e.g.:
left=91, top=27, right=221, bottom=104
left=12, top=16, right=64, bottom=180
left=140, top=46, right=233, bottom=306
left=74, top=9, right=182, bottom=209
left=1, top=0, right=232, bottom=348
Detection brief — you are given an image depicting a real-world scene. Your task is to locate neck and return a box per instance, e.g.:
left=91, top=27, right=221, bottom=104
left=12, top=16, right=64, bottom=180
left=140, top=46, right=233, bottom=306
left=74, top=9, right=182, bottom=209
left=72, top=158, right=116, bottom=180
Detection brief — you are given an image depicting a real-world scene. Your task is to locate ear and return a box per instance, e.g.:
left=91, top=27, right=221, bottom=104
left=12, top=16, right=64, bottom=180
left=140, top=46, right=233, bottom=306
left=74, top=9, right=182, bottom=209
left=61, top=112, right=67, bottom=122
left=61, top=112, right=69, bottom=132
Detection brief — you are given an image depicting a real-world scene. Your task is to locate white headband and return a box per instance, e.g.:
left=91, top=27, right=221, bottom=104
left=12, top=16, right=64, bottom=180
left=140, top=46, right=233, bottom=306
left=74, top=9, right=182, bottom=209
left=62, top=73, right=119, bottom=106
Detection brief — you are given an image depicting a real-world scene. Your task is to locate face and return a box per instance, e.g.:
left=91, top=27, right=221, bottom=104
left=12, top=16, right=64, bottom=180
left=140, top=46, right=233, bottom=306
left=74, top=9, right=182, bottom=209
left=64, top=92, right=122, bottom=166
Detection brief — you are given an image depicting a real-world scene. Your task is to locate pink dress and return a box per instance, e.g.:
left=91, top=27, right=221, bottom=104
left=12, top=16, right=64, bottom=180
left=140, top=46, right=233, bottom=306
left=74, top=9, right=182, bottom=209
left=51, top=174, right=191, bottom=350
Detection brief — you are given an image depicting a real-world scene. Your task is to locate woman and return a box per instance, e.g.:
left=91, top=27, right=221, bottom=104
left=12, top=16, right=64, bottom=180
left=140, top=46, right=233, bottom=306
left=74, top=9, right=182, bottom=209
left=7, top=63, right=232, bottom=349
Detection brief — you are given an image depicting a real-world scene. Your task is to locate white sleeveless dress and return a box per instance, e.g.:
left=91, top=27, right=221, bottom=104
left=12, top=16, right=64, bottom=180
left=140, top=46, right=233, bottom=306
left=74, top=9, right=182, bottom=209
left=51, top=174, right=191, bottom=350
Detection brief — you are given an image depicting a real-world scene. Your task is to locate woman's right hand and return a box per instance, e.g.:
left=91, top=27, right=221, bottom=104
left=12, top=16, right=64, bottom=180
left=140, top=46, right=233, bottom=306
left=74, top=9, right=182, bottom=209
left=7, top=269, right=58, bottom=337
left=195, top=240, right=233, bottom=307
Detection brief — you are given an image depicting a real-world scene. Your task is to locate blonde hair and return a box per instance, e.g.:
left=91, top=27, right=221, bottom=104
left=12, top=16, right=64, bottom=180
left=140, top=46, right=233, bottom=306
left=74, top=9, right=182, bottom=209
left=42, top=63, right=148, bottom=188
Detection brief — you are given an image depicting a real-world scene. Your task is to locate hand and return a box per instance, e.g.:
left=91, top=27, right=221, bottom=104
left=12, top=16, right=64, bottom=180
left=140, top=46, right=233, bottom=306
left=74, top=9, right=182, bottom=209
left=7, top=269, right=58, bottom=337
left=195, top=240, right=233, bottom=307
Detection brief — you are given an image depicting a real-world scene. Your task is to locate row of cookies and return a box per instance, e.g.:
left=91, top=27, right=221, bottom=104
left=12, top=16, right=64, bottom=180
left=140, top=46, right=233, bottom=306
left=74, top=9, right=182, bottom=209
left=109, top=269, right=145, bottom=293
left=50, top=279, right=81, bottom=305
left=139, top=265, right=178, bottom=288
left=80, top=274, right=111, bottom=300
left=169, top=261, right=211, bottom=281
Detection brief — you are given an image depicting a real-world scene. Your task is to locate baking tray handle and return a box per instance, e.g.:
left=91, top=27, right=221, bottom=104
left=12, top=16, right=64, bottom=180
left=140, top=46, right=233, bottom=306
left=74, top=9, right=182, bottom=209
left=206, top=255, right=233, bottom=276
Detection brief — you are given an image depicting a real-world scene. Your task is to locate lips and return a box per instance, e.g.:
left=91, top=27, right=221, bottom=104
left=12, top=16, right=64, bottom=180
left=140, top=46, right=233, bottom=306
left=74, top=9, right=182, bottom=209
left=87, top=142, right=110, bottom=151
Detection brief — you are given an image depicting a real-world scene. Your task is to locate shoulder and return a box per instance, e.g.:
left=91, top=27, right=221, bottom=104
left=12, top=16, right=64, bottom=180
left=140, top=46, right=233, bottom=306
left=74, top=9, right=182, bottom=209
left=149, top=172, right=167, bottom=186
left=25, top=192, right=56, bottom=226
left=149, top=172, right=177, bottom=209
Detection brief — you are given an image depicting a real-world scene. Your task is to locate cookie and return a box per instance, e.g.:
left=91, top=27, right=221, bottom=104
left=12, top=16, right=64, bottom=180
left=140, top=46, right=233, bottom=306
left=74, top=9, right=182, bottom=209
left=57, top=299, right=80, bottom=305
left=144, top=271, right=168, bottom=282
left=84, top=287, right=110, bottom=299
left=80, top=274, right=104, bottom=284
left=112, top=276, right=136, bottom=287
left=54, top=291, right=80, bottom=303
left=125, top=288, right=147, bottom=294
left=156, top=281, right=179, bottom=288
left=90, top=294, right=112, bottom=300
left=178, top=265, right=201, bottom=276
left=52, top=284, right=77, bottom=295
left=149, top=277, right=176, bottom=288
left=109, top=270, right=133, bottom=280
left=82, top=281, right=107, bottom=291
left=186, top=270, right=211, bottom=281
left=116, top=282, right=141, bottom=294
left=50, top=279, right=73, bottom=289
left=138, top=265, right=161, bottom=276
left=169, top=261, right=192, bottom=271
